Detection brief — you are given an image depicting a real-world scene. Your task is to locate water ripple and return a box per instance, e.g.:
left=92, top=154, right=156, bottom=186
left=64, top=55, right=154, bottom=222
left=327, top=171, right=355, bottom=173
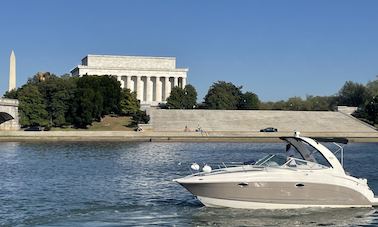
left=0, top=142, right=377, bottom=226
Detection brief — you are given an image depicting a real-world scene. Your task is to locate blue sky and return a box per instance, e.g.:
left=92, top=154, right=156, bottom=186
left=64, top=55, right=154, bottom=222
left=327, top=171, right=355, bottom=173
left=0, top=0, right=377, bottom=101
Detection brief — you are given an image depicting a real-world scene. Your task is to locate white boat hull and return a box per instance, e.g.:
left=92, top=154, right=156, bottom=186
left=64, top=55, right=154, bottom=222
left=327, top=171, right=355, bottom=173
left=174, top=135, right=378, bottom=209
left=176, top=170, right=376, bottom=209
left=197, top=196, right=372, bottom=209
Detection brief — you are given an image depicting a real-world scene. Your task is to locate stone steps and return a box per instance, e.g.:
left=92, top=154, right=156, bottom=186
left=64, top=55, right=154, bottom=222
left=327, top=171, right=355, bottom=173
left=150, top=109, right=377, bottom=132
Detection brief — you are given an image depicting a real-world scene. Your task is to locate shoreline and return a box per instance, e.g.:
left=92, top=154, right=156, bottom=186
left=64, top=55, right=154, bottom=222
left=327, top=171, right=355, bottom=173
left=0, top=131, right=377, bottom=142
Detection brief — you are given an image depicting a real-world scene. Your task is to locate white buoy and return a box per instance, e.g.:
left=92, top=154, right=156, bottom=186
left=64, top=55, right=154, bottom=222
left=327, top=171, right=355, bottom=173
left=190, top=163, right=200, bottom=171
left=202, top=164, right=212, bottom=173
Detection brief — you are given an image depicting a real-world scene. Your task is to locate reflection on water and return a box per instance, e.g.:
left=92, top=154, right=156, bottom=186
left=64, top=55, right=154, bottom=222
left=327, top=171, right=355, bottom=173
left=191, top=207, right=378, bottom=226
left=0, top=142, right=377, bottom=226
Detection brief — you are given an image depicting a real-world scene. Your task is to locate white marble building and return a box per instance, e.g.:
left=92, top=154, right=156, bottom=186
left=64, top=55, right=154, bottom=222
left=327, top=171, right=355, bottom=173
left=71, top=54, right=188, bottom=106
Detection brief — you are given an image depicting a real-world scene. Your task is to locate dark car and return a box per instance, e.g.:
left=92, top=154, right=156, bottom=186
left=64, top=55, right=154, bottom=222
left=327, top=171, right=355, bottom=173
left=260, top=127, right=278, bottom=132
left=24, top=126, right=44, bottom=131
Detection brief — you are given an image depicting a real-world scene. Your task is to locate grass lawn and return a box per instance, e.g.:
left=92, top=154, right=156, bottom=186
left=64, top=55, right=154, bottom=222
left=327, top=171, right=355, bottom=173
left=51, top=115, right=135, bottom=131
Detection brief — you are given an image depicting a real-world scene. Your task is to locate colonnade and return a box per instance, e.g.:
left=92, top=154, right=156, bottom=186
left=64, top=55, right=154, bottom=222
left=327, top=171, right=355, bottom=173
left=117, top=76, right=187, bottom=104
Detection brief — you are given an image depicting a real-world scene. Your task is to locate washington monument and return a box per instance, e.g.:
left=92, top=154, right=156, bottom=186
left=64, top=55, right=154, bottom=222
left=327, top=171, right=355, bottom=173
left=8, top=50, right=16, bottom=91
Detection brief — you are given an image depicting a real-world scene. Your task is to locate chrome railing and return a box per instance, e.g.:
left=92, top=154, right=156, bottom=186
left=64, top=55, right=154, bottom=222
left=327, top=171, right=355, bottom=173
left=186, top=154, right=329, bottom=177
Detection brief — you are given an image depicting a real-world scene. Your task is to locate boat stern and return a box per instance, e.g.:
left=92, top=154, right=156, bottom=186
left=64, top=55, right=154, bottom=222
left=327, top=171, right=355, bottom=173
left=370, top=197, right=378, bottom=207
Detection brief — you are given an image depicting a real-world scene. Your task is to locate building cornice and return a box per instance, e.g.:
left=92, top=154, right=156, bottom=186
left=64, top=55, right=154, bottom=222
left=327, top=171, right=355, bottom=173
left=72, top=65, right=189, bottom=73
left=84, top=54, right=176, bottom=61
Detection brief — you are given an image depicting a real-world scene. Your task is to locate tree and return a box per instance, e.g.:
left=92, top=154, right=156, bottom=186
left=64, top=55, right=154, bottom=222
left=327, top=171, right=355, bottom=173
left=99, top=76, right=121, bottom=114
left=166, top=87, right=185, bottom=109
left=36, top=75, right=77, bottom=127
left=306, top=95, right=337, bottom=111
left=76, top=75, right=121, bottom=115
left=131, top=110, right=150, bottom=126
left=364, top=97, right=378, bottom=124
left=366, top=79, right=378, bottom=98
left=338, top=81, right=370, bottom=107
left=166, top=84, right=197, bottom=109
left=3, top=89, right=18, bottom=99
left=183, top=84, right=197, bottom=108
left=18, top=84, right=49, bottom=127
left=285, top=97, right=306, bottom=111
left=204, top=81, right=242, bottom=109
left=120, top=88, right=140, bottom=115
left=238, top=92, right=260, bottom=110
left=70, top=88, right=104, bottom=128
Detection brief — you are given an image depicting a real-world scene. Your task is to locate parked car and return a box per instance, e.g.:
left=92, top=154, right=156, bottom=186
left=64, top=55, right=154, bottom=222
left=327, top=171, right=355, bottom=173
left=24, top=126, right=44, bottom=131
left=260, top=127, right=278, bottom=132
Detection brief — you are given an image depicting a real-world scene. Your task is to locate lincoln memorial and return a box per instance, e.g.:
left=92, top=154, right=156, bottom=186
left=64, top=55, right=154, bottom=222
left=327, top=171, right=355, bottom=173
left=71, top=54, right=188, bottom=106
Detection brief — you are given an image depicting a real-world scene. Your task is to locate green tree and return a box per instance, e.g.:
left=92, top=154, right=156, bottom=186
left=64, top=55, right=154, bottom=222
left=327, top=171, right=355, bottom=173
left=366, top=79, right=378, bottom=98
left=18, top=84, right=49, bottom=127
left=36, top=75, right=77, bottom=127
left=99, top=76, right=121, bottom=114
left=306, top=95, right=337, bottom=111
left=364, top=97, right=378, bottom=124
left=3, top=89, right=18, bottom=99
left=76, top=75, right=121, bottom=115
left=50, top=77, right=77, bottom=127
left=238, top=92, right=260, bottom=110
left=285, top=97, right=307, bottom=110
left=120, top=88, right=140, bottom=115
left=131, top=110, right=150, bottom=126
left=166, top=84, right=197, bottom=109
left=70, top=88, right=103, bottom=128
left=183, top=84, right=197, bottom=109
left=204, top=81, right=242, bottom=109
left=338, top=81, right=370, bottom=107
left=166, top=87, right=185, bottom=109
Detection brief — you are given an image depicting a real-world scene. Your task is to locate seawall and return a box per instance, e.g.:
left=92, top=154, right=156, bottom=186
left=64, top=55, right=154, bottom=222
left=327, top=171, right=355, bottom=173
left=1, top=131, right=378, bottom=142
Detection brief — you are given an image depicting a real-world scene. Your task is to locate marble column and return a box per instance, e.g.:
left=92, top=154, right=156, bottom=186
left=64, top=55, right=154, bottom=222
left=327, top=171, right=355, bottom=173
left=173, top=77, right=178, bottom=87
left=156, top=77, right=162, bottom=102
left=118, top=76, right=125, bottom=88
left=146, top=76, right=153, bottom=103
left=182, top=77, right=187, bottom=88
left=136, top=76, right=143, bottom=101
left=126, top=76, right=131, bottom=90
left=164, top=77, right=171, bottom=101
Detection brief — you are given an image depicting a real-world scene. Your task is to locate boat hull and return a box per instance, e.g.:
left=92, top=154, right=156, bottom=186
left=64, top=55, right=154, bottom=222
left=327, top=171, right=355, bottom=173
left=197, top=196, right=371, bottom=209
left=179, top=181, right=372, bottom=209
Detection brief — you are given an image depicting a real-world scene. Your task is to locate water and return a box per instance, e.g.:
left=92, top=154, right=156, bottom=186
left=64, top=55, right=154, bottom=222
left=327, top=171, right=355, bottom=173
left=0, top=142, right=378, bottom=226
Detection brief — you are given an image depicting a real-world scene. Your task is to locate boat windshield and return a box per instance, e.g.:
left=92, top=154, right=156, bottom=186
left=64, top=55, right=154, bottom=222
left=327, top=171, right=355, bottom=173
left=282, top=137, right=332, bottom=168
left=254, top=154, right=329, bottom=169
left=255, top=154, right=288, bottom=167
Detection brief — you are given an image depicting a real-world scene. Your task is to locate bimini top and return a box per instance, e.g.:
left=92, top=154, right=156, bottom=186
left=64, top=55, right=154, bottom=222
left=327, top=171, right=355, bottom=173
left=279, top=135, right=346, bottom=174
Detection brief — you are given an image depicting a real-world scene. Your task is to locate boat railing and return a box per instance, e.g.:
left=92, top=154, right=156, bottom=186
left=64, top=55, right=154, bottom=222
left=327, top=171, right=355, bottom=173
left=188, top=161, right=259, bottom=176
left=187, top=154, right=329, bottom=177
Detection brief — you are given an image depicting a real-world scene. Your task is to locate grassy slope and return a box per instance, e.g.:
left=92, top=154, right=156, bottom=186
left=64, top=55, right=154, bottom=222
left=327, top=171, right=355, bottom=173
left=51, top=116, right=135, bottom=131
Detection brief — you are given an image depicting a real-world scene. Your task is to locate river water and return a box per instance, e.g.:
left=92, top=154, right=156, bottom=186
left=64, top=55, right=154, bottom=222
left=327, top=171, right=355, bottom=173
left=0, top=141, right=377, bottom=226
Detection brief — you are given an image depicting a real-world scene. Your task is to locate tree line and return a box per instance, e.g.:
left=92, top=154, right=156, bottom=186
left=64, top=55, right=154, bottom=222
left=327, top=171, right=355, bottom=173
left=3, top=72, right=378, bottom=128
left=166, top=81, right=260, bottom=110
left=4, top=73, right=148, bottom=129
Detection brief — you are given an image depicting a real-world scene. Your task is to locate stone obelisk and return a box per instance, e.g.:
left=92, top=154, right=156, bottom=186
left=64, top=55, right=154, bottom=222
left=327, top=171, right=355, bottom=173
left=8, top=50, right=16, bottom=91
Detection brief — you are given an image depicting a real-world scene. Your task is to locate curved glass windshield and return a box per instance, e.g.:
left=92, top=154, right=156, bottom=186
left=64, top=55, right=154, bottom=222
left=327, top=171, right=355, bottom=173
left=255, top=154, right=288, bottom=167
left=283, top=138, right=332, bottom=168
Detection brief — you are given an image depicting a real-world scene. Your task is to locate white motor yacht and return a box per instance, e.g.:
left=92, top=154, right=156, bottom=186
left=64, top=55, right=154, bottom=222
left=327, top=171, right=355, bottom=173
left=174, top=132, right=378, bottom=209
